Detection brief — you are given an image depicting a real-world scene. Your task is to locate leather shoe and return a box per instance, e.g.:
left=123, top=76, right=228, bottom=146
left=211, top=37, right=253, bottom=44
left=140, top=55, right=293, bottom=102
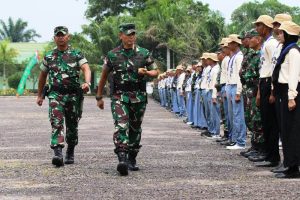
left=225, top=142, right=236, bottom=147
left=243, top=150, right=259, bottom=158
left=275, top=172, right=300, bottom=178
left=275, top=169, right=300, bottom=179
left=255, top=161, right=279, bottom=167
left=275, top=166, right=300, bottom=178
left=220, top=140, right=231, bottom=146
left=240, top=148, right=255, bottom=157
left=216, top=137, right=228, bottom=143
left=201, top=130, right=210, bottom=137
left=248, top=154, right=267, bottom=162
left=271, top=163, right=288, bottom=173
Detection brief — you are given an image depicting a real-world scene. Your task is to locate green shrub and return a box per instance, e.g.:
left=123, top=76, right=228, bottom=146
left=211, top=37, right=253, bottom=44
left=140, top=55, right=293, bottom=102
left=8, top=73, right=22, bottom=89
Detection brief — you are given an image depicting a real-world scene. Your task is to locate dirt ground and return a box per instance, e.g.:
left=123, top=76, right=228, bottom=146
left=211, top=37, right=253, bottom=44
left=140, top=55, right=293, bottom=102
left=0, top=96, right=299, bottom=200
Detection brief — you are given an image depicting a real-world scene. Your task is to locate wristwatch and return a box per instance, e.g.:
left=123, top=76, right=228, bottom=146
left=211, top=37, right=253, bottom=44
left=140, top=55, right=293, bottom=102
left=95, top=95, right=103, bottom=101
left=85, top=82, right=91, bottom=86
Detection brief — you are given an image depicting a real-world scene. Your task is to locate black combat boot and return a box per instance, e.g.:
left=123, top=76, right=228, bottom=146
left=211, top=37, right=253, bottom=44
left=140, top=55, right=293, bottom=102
left=117, top=152, right=128, bottom=176
left=128, top=151, right=139, bottom=171
left=65, top=144, right=75, bottom=164
left=52, top=146, right=64, bottom=167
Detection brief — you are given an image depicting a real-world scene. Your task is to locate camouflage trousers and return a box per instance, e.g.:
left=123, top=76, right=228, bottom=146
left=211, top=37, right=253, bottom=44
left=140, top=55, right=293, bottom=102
left=48, top=94, right=83, bottom=148
left=111, top=99, right=146, bottom=154
left=243, top=88, right=264, bottom=149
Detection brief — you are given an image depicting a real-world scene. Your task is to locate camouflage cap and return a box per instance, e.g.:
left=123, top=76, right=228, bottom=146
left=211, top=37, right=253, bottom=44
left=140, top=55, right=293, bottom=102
left=192, top=60, right=198, bottom=65
left=248, top=29, right=260, bottom=37
left=119, top=23, right=136, bottom=35
left=54, top=26, right=68, bottom=36
left=238, top=30, right=252, bottom=39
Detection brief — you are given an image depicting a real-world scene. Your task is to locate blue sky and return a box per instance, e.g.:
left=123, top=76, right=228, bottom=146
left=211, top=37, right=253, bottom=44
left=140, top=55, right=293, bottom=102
left=0, top=0, right=299, bottom=42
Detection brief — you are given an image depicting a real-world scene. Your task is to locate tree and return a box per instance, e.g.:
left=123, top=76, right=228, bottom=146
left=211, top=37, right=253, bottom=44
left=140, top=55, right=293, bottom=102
left=228, top=0, right=300, bottom=34
left=136, top=0, right=225, bottom=62
left=82, top=0, right=226, bottom=69
left=0, top=17, right=41, bottom=42
left=0, top=40, right=18, bottom=89
left=85, top=0, right=146, bottom=22
left=8, top=72, right=22, bottom=89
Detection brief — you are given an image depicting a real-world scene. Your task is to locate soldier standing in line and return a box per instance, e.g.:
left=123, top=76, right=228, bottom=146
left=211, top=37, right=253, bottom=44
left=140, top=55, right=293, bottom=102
left=239, top=30, right=264, bottom=158
left=36, top=26, right=91, bottom=167
left=96, top=23, right=158, bottom=176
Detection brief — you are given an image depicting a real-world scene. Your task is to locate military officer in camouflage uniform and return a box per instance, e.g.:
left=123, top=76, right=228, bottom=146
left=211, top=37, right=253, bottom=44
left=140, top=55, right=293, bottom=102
left=96, top=23, right=158, bottom=176
left=36, top=26, right=91, bottom=167
left=240, top=29, right=264, bottom=157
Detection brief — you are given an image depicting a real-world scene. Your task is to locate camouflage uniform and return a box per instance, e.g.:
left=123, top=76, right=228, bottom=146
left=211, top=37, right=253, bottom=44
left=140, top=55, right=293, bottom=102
left=40, top=46, right=87, bottom=148
left=240, top=48, right=264, bottom=150
left=105, top=44, right=157, bottom=154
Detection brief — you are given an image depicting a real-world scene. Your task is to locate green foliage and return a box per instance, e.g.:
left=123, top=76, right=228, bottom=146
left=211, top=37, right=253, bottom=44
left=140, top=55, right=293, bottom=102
left=0, top=17, right=40, bottom=42
left=78, top=0, right=300, bottom=69
left=229, top=0, right=300, bottom=34
left=7, top=72, right=22, bottom=89
left=0, top=40, right=19, bottom=77
left=136, top=0, right=225, bottom=62
left=85, top=0, right=146, bottom=22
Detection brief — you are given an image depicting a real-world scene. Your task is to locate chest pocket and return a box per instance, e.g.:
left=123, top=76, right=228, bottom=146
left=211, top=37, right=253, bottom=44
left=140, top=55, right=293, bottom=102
left=61, top=55, right=80, bottom=78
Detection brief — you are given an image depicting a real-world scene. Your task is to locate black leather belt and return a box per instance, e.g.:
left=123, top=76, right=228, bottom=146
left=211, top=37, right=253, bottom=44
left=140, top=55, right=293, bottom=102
left=260, top=77, right=272, bottom=82
left=114, top=82, right=146, bottom=92
left=51, top=86, right=81, bottom=94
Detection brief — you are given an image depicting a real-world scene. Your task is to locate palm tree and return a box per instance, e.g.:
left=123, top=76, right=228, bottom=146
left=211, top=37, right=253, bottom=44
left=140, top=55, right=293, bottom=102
left=0, top=17, right=41, bottom=42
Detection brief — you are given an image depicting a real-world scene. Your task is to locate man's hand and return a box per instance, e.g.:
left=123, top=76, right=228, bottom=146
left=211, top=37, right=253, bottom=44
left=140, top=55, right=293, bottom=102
left=269, top=94, right=275, bottom=104
left=288, top=99, right=296, bottom=111
left=81, top=82, right=90, bottom=93
left=36, top=96, right=44, bottom=106
left=97, top=99, right=104, bottom=110
left=138, top=68, right=147, bottom=76
left=235, top=94, right=241, bottom=102
left=212, top=98, right=217, bottom=104
left=256, top=93, right=260, bottom=107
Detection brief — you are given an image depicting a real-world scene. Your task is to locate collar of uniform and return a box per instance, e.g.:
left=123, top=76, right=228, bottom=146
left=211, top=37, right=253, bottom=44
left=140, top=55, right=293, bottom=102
left=54, top=45, right=71, bottom=53
left=120, top=44, right=138, bottom=52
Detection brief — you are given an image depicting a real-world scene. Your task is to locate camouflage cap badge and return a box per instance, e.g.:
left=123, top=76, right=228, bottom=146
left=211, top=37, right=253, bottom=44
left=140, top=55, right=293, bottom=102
left=54, top=26, right=68, bottom=36
left=119, top=23, right=136, bottom=35
left=248, top=29, right=260, bottom=37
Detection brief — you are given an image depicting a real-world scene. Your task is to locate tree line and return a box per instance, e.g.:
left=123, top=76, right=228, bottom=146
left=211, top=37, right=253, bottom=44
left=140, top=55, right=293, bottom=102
left=0, top=0, right=299, bottom=90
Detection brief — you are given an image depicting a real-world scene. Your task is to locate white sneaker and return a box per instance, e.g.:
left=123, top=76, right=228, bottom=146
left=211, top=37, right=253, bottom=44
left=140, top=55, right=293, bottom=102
left=212, top=135, right=222, bottom=139
left=226, top=144, right=245, bottom=150
left=186, top=122, right=193, bottom=125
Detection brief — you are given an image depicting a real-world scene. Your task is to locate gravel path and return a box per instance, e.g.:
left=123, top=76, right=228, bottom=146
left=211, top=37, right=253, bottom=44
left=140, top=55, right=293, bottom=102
left=0, top=96, right=299, bottom=200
